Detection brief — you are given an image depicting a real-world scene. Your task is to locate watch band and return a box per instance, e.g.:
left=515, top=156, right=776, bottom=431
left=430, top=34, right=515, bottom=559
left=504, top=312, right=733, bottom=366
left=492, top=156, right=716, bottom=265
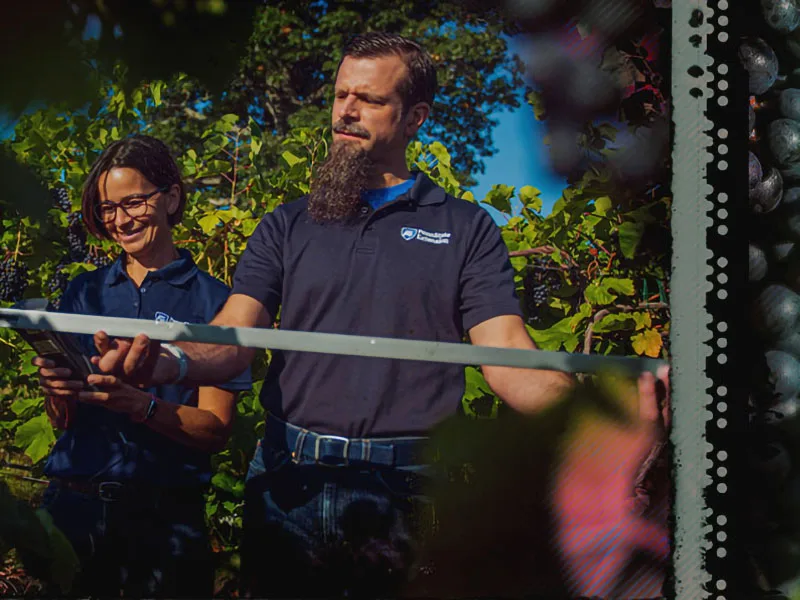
left=161, top=343, right=188, bottom=384
left=143, top=394, right=158, bottom=422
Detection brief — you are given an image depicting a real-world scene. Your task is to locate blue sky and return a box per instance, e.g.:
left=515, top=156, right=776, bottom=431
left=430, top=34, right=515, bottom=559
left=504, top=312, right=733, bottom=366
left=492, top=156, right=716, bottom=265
left=471, top=99, right=566, bottom=222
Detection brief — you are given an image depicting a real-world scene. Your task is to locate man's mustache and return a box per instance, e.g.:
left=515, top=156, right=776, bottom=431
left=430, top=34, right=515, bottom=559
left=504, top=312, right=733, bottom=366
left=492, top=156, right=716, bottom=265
left=332, top=120, right=370, bottom=140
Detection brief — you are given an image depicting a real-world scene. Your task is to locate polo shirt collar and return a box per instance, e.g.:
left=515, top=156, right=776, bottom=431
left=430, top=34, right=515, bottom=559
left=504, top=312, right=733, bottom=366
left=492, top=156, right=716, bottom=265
left=407, top=171, right=447, bottom=206
left=104, top=248, right=199, bottom=287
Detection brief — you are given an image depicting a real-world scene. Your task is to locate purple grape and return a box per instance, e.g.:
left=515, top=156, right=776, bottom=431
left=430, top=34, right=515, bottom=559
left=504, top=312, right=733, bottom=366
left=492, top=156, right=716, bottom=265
left=762, top=0, right=800, bottom=34
left=753, top=284, right=800, bottom=340
left=739, top=38, right=780, bottom=95
left=750, top=152, right=763, bottom=190
left=768, top=119, right=800, bottom=167
left=751, top=243, right=768, bottom=282
left=779, top=89, right=800, bottom=121
left=751, top=168, right=784, bottom=214
left=765, top=350, right=800, bottom=404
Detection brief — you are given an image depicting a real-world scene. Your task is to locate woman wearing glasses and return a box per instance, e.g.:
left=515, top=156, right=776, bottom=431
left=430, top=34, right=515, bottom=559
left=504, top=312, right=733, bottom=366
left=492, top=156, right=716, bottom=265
left=32, top=135, right=251, bottom=598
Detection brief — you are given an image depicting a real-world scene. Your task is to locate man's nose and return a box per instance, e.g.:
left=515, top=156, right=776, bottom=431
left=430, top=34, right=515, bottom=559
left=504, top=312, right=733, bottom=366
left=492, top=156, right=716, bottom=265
left=338, top=96, right=359, bottom=121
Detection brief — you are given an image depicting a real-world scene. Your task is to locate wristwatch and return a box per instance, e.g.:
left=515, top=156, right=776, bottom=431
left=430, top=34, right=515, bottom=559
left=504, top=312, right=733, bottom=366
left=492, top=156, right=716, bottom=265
left=143, top=394, right=158, bottom=422
left=161, top=343, right=188, bottom=384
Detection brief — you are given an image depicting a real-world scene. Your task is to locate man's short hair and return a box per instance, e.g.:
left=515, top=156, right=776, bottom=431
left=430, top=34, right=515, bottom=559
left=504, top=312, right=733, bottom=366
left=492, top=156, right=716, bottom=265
left=339, top=32, right=438, bottom=112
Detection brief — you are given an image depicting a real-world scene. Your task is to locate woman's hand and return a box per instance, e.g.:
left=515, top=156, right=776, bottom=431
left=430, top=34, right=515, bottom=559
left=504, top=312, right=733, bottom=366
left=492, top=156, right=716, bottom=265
left=33, top=356, right=81, bottom=429
left=77, top=374, right=150, bottom=420
left=43, top=396, right=76, bottom=429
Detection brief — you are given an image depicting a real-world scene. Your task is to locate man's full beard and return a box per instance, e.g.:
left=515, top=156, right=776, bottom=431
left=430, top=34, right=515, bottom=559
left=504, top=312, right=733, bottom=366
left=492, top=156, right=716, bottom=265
left=307, top=140, right=373, bottom=224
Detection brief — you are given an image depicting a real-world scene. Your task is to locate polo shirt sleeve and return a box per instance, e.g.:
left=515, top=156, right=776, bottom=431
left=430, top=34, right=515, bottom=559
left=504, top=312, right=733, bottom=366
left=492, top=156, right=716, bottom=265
left=459, top=208, right=523, bottom=332
left=231, top=209, right=284, bottom=320
left=207, top=294, right=253, bottom=394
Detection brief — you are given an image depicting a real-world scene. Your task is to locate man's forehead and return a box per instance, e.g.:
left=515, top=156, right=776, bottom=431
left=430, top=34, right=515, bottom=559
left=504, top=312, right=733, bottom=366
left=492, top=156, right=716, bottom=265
left=335, top=55, right=408, bottom=93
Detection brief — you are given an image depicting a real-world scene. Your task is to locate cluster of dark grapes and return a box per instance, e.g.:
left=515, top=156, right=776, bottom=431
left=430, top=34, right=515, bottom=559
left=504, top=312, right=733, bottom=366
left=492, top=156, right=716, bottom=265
left=523, top=258, right=563, bottom=321
left=66, top=211, right=86, bottom=262
left=83, top=252, right=112, bottom=269
left=0, top=258, right=29, bottom=303
left=50, top=187, right=71, bottom=213
left=45, top=261, right=70, bottom=310
left=42, top=192, right=113, bottom=307
left=742, top=4, right=800, bottom=597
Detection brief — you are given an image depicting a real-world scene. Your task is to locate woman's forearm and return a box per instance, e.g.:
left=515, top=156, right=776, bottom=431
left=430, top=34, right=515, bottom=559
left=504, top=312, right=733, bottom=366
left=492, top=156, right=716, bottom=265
left=131, top=393, right=232, bottom=453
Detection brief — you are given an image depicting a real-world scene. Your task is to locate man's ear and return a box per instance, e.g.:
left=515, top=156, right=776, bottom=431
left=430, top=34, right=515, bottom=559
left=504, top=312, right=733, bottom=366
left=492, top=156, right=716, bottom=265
left=165, top=184, right=181, bottom=216
left=404, top=102, right=431, bottom=139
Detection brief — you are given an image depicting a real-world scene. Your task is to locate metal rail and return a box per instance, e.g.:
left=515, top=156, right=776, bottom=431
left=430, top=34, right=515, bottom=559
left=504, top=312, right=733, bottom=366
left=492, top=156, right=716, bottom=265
left=0, top=308, right=666, bottom=375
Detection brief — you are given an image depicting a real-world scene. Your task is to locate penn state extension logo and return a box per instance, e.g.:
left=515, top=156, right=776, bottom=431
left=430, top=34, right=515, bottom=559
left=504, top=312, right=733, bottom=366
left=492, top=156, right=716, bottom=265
left=400, top=226, right=451, bottom=245
left=401, top=227, right=418, bottom=241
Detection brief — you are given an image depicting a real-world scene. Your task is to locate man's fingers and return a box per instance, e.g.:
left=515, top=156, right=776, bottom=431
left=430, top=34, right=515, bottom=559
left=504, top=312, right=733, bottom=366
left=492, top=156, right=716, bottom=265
left=121, top=334, right=152, bottom=377
left=637, top=371, right=660, bottom=425
left=95, top=338, right=133, bottom=374
left=656, top=364, right=671, bottom=430
left=94, top=331, right=110, bottom=355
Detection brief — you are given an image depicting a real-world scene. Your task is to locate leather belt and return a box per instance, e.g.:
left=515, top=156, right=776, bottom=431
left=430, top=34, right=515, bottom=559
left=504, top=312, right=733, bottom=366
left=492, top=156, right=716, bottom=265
left=264, top=415, right=431, bottom=468
left=51, top=478, right=205, bottom=503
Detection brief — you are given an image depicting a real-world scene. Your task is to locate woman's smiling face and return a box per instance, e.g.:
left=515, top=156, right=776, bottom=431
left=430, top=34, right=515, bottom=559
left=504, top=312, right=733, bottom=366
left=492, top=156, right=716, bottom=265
left=96, top=167, right=179, bottom=258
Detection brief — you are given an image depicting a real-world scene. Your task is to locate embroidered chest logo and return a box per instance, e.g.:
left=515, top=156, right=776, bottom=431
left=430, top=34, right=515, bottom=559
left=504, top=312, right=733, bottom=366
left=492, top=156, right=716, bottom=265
left=154, top=311, right=176, bottom=323
left=400, top=227, right=451, bottom=245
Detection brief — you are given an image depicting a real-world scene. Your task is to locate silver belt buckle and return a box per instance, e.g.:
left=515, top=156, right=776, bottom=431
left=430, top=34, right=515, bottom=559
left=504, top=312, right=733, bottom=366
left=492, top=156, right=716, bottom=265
left=98, top=481, right=123, bottom=502
left=314, top=435, right=351, bottom=467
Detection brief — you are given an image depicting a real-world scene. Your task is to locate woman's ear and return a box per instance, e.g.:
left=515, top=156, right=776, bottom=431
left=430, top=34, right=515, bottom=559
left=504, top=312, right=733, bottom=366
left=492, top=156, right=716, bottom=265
left=165, top=183, right=181, bottom=216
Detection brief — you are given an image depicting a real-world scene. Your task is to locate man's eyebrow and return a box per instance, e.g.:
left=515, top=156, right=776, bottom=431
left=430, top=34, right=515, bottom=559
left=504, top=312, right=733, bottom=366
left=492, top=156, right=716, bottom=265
left=356, top=91, right=388, bottom=102
left=335, top=87, right=388, bottom=103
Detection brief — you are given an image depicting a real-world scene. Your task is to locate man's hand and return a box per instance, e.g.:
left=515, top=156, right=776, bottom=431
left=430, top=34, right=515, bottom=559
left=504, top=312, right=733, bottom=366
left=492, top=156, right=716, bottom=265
left=552, top=365, right=671, bottom=597
left=91, top=331, right=177, bottom=387
left=638, top=364, right=671, bottom=437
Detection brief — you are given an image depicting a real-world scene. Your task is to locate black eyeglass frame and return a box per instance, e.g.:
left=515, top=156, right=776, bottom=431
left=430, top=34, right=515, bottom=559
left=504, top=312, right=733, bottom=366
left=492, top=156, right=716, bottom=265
left=93, top=187, right=170, bottom=223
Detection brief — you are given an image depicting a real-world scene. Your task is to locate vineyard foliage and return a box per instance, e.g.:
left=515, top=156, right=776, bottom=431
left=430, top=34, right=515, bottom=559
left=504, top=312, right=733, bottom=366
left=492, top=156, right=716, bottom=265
left=0, top=64, right=670, bottom=582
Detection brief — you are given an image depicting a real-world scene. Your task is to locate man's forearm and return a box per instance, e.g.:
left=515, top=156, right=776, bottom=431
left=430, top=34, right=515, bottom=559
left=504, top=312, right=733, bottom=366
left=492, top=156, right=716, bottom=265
left=486, top=367, right=576, bottom=415
left=169, top=341, right=255, bottom=388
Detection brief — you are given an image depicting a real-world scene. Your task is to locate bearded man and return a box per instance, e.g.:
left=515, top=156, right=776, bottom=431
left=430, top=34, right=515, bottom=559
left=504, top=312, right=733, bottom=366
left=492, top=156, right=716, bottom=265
left=88, top=32, right=670, bottom=597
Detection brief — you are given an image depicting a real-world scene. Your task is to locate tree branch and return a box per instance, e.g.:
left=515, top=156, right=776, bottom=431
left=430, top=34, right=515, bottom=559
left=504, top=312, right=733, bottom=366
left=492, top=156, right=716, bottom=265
left=582, top=302, right=669, bottom=355
left=508, top=246, right=579, bottom=268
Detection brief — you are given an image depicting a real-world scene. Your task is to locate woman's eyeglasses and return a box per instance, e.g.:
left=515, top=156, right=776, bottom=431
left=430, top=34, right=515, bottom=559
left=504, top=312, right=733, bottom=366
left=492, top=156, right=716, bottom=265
left=94, top=187, right=168, bottom=223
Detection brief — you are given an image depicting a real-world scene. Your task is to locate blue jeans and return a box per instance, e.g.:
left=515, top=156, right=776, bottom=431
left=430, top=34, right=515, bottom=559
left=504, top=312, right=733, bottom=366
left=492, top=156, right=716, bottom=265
left=240, top=439, right=436, bottom=598
left=40, top=482, right=213, bottom=598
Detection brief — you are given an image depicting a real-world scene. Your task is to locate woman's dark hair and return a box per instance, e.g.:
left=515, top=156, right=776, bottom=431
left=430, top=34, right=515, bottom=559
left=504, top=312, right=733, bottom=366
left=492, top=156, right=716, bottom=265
left=81, top=135, right=186, bottom=239
left=338, top=32, right=438, bottom=113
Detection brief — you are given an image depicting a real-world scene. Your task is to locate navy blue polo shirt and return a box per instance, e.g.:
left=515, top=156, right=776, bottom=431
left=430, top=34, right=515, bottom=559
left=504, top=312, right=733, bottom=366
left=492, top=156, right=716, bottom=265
left=232, top=172, right=522, bottom=438
left=44, top=249, right=252, bottom=486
